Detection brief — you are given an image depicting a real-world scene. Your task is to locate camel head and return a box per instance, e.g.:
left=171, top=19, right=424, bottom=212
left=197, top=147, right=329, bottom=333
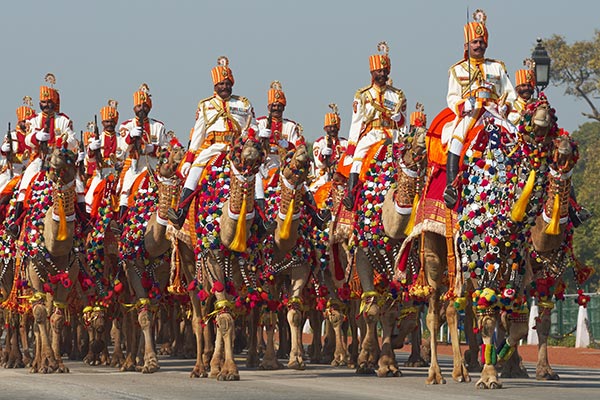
left=281, top=144, right=310, bottom=185
left=157, top=144, right=186, bottom=179
left=47, top=146, right=77, bottom=184
left=550, top=129, right=579, bottom=173
left=519, top=94, right=558, bottom=147
left=402, top=125, right=428, bottom=170
left=229, top=135, right=263, bottom=176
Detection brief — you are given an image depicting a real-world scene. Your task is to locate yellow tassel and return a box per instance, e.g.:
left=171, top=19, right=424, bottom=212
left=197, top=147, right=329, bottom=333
left=510, top=169, right=535, bottom=222
left=279, top=197, right=295, bottom=240
left=56, top=195, right=68, bottom=241
left=544, top=193, right=561, bottom=235
left=403, top=194, right=420, bottom=236
left=229, top=194, right=247, bottom=252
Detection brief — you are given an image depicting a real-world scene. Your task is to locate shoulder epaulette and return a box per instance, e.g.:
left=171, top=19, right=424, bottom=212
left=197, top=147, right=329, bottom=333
left=197, top=96, right=214, bottom=106
left=355, top=85, right=371, bottom=98
left=256, top=115, right=267, bottom=121
left=450, top=59, right=467, bottom=70
left=386, top=86, right=405, bottom=96
left=150, top=118, right=165, bottom=126
left=486, top=58, right=507, bottom=71
left=231, top=94, right=250, bottom=105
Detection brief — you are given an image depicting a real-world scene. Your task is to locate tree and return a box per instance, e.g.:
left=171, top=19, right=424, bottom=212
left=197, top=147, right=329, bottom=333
left=543, top=32, right=600, bottom=121
left=571, top=122, right=600, bottom=291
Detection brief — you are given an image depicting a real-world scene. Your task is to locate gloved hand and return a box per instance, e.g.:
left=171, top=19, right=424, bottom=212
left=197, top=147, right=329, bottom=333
left=77, top=151, right=85, bottom=164
left=88, top=138, right=101, bottom=151
left=462, top=98, right=474, bottom=116
left=180, top=162, right=191, bottom=176
left=499, top=104, right=508, bottom=118
left=258, top=128, right=272, bottom=139
left=144, top=143, right=155, bottom=154
left=36, top=130, right=50, bottom=142
left=1, top=142, right=11, bottom=153
left=321, top=147, right=333, bottom=156
left=130, top=126, right=143, bottom=138
left=390, top=112, right=403, bottom=122
left=278, top=139, right=289, bottom=149
left=443, top=184, right=458, bottom=209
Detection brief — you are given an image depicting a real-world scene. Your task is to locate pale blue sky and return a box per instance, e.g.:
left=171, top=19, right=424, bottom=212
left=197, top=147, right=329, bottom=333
left=0, top=0, right=598, bottom=143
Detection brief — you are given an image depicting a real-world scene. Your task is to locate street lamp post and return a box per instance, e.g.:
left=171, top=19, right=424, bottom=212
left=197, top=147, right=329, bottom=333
left=532, top=38, right=551, bottom=96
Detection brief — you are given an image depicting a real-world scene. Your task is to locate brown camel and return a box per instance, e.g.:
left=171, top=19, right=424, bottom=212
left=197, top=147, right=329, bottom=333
left=116, top=142, right=185, bottom=374
left=528, top=132, right=580, bottom=381
left=169, top=135, right=264, bottom=380
left=457, top=97, right=558, bottom=389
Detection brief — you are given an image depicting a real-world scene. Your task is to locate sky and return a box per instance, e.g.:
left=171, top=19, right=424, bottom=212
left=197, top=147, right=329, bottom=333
left=0, top=0, right=598, bottom=144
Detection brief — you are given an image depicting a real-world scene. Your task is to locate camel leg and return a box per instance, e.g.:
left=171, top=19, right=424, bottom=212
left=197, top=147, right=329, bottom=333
left=476, top=313, right=502, bottom=389
left=214, top=312, right=239, bottom=381
left=6, top=314, right=25, bottom=368
left=286, top=265, right=309, bottom=370
left=137, top=305, right=159, bottom=373
left=20, top=313, right=33, bottom=367
left=462, top=296, right=481, bottom=372
left=423, top=232, right=446, bottom=384
left=308, top=309, right=324, bottom=364
left=446, top=302, right=470, bottom=382
left=31, top=303, right=59, bottom=374
left=348, top=301, right=361, bottom=369
left=328, top=308, right=349, bottom=367
left=377, top=302, right=401, bottom=377
left=260, top=311, right=283, bottom=370
left=245, top=307, right=260, bottom=368
left=110, top=318, right=125, bottom=368
left=535, top=306, right=559, bottom=380
left=189, top=296, right=208, bottom=378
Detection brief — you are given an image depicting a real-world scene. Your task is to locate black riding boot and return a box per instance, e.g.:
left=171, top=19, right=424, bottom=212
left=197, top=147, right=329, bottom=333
left=568, top=185, right=592, bottom=228
left=304, top=191, right=331, bottom=231
left=443, top=152, right=460, bottom=209
left=7, top=201, right=24, bottom=238
left=167, top=187, right=195, bottom=229
left=342, top=173, right=359, bottom=211
left=255, top=198, right=276, bottom=238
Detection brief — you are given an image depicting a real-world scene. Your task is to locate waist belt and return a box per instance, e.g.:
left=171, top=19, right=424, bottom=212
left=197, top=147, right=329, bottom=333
left=366, top=119, right=394, bottom=130
left=200, top=131, right=235, bottom=149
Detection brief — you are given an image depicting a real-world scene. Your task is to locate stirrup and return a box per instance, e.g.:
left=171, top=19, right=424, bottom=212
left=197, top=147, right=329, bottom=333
left=167, top=208, right=186, bottom=229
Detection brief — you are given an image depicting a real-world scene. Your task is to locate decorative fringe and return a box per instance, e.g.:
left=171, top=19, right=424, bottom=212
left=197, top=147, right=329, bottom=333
left=56, top=195, right=68, bottom=241
left=511, top=169, right=535, bottom=222
left=229, top=193, right=247, bottom=252
left=279, top=197, right=295, bottom=240
left=403, top=194, right=419, bottom=236
left=544, top=193, right=561, bottom=235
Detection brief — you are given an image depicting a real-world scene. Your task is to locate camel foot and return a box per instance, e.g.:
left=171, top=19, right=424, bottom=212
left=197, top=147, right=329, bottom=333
left=158, top=343, right=173, bottom=356
left=355, top=362, right=376, bottom=375
left=120, top=359, right=137, bottom=372
left=259, top=358, right=283, bottom=370
left=331, top=357, right=348, bottom=367
left=425, top=366, right=446, bottom=384
left=404, top=356, right=428, bottom=368
left=452, top=363, right=471, bottom=383
left=56, top=363, right=69, bottom=373
left=476, top=364, right=502, bottom=389
left=287, top=358, right=306, bottom=371
left=139, top=357, right=160, bottom=374
left=500, top=356, right=529, bottom=379
left=216, top=360, right=239, bottom=381
left=536, top=367, right=560, bottom=381
left=190, top=364, right=209, bottom=378
left=377, top=364, right=402, bottom=377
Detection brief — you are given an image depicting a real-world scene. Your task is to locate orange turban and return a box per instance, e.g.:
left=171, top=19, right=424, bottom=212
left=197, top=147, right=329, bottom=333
left=211, top=56, right=235, bottom=86
left=515, top=69, right=535, bottom=87
left=324, top=103, right=340, bottom=127
left=410, top=103, right=426, bottom=127
left=267, top=81, right=286, bottom=106
left=39, top=86, right=58, bottom=102
left=369, top=41, right=391, bottom=72
left=464, top=10, right=488, bottom=45
left=100, top=99, right=119, bottom=122
left=16, top=96, right=35, bottom=121
left=133, top=84, right=152, bottom=108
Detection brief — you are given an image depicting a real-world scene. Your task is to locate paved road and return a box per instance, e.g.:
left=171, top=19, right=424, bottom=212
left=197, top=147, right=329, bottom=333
left=1, top=353, right=599, bottom=400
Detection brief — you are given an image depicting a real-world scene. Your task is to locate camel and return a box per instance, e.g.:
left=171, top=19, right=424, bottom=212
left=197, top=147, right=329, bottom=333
left=168, top=135, right=264, bottom=380
left=528, top=131, right=582, bottom=381
left=257, top=144, right=314, bottom=371
left=456, top=96, right=558, bottom=389
left=115, top=142, right=185, bottom=373
left=5, top=146, right=79, bottom=373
